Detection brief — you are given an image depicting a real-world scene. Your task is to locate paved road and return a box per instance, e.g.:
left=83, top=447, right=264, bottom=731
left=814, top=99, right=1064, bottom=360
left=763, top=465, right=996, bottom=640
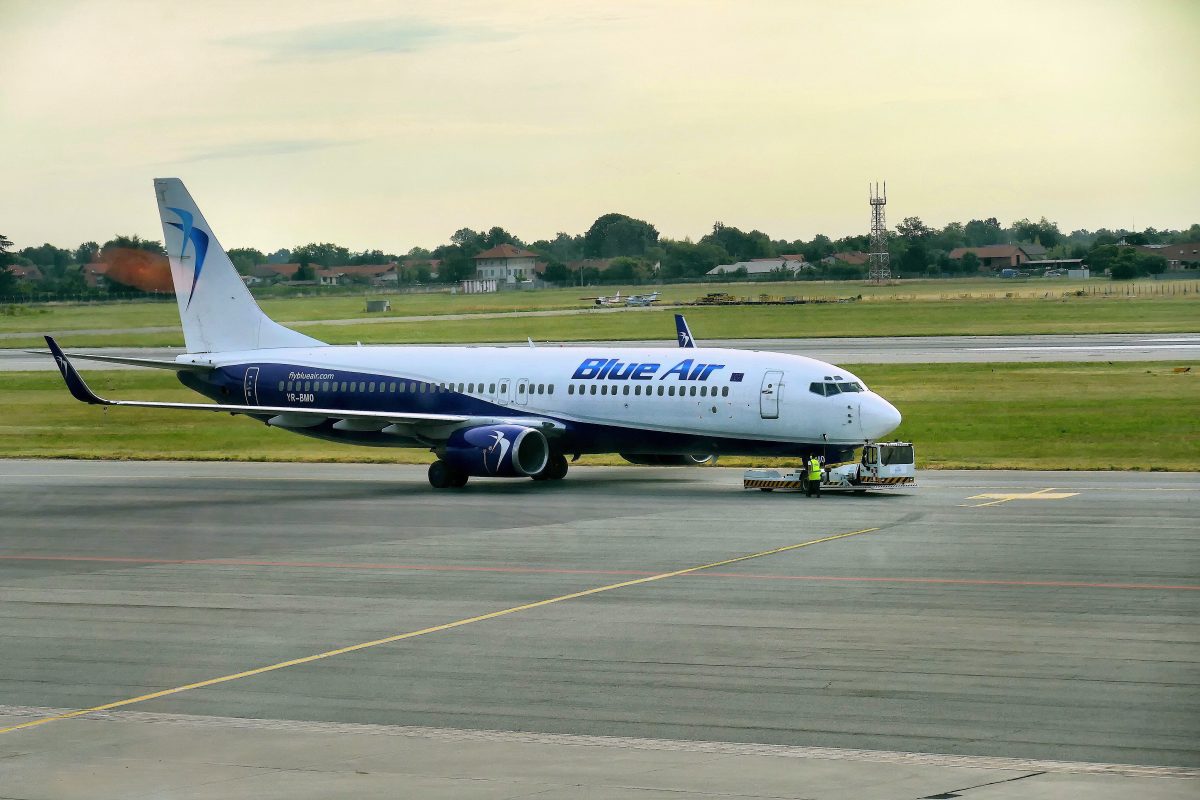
left=4, top=333, right=1198, bottom=371
left=0, top=461, right=1196, bottom=797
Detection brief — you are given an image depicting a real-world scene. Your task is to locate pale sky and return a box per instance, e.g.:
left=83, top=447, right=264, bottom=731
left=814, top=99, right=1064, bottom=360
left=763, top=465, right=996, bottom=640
left=2, top=0, right=1197, bottom=254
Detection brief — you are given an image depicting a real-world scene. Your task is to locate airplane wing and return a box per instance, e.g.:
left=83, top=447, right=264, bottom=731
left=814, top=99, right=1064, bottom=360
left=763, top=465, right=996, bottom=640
left=44, top=336, right=564, bottom=439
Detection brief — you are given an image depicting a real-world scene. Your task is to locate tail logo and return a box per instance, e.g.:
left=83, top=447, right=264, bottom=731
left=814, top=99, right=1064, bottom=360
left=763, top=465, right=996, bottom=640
left=164, top=206, right=210, bottom=308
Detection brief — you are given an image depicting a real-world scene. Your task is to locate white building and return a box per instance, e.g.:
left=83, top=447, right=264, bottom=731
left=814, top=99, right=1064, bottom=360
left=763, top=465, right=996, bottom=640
left=706, top=257, right=811, bottom=277
left=473, top=244, right=539, bottom=284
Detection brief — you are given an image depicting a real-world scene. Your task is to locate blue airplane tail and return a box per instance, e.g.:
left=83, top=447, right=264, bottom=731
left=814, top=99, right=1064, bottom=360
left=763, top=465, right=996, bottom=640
left=675, top=314, right=696, bottom=348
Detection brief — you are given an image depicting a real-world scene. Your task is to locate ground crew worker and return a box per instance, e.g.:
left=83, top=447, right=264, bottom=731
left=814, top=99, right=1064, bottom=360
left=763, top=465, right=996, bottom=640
left=806, top=454, right=822, bottom=497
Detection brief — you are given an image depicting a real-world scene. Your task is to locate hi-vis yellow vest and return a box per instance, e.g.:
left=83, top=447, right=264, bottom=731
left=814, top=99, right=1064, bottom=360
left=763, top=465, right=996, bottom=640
left=808, top=459, right=822, bottom=480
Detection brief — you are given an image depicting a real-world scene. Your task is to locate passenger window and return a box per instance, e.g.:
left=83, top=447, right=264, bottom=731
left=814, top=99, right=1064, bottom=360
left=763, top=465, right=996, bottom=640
left=568, top=385, right=574, bottom=395
left=467, top=383, right=474, bottom=393
left=419, top=383, right=426, bottom=393
left=286, top=381, right=293, bottom=391
left=489, top=383, right=496, bottom=393
left=368, top=382, right=375, bottom=392
left=668, top=386, right=675, bottom=396
left=634, top=385, right=641, bottom=396
left=277, top=381, right=284, bottom=391
left=538, top=384, right=545, bottom=394
left=339, top=382, right=346, bottom=392
left=397, top=382, right=405, bottom=393
left=322, top=381, right=330, bottom=392
left=500, top=383, right=507, bottom=393
left=601, top=385, right=608, bottom=395
left=590, top=385, right=597, bottom=395
left=518, top=384, right=525, bottom=395
left=699, top=386, right=707, bottom=397
left=722, top=387, right=729, bottom=397
left=658, top=386, right=665, bottom=396
left=689, top=386, right=697, bottom=397
left=548, top=384, right=554, bottom=394
left=623, top=385, right=630, bottom=395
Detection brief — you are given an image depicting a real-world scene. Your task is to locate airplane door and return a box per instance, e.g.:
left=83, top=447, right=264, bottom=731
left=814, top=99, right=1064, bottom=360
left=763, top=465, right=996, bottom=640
left=759, top=370, right=783, bottom=419
left=515, top=378, right=531, bottom=406
left=243, top=366, right=260, bottom=405
left=497, top=379, right=512, bottom=406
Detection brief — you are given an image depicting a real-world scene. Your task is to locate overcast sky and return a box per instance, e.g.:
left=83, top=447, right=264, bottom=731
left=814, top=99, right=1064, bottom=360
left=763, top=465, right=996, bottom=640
left=2, top=0, right=1197, bottom=254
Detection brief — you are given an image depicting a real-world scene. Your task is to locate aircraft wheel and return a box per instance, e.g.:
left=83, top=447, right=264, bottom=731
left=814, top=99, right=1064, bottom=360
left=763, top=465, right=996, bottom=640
left=545, top=453, right=569, bottom=480
left=428, top=460, right=463, bottom=489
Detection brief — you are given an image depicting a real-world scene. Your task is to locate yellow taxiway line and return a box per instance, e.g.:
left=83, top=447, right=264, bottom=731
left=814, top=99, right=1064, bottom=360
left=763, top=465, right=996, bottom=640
left=0, top=526, right=882, bottom=736
left=960, top=487, right=1079, bottom=508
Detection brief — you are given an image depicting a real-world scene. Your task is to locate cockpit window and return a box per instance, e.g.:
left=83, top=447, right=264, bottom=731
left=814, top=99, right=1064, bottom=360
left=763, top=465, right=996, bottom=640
left=811, top=380, right=865, bottom=396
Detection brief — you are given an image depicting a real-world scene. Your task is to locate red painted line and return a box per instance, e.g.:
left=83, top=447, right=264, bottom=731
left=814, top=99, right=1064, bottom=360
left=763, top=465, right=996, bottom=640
left=1, top=555, right=1197, bottom=591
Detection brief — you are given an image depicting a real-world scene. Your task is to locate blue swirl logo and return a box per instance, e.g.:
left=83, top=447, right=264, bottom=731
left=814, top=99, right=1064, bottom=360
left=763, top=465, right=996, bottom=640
left=165, top=206, right=210, bottom=308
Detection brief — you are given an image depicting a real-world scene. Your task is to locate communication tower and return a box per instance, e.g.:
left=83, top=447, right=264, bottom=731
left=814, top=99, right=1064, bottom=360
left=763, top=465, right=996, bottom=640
left=868, top=182, right=890, bottom=283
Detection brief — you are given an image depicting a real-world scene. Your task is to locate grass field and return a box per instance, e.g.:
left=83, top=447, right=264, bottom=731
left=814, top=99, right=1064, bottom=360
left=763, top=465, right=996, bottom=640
left=4, top=363, right=1196, bottom=471
left=2, top=277, right=1194, bottom=340
left=2, top=295, right=1196, bottom=350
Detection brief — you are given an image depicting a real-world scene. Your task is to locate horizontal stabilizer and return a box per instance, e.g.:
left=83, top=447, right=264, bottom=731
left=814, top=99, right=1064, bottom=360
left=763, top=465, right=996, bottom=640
left=27, top=348, right=213, bottom=372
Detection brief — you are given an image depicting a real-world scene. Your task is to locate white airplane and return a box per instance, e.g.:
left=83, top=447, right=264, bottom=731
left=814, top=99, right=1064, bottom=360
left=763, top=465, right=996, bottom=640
left=45, top=179, right=902, bottom=489
left=624, top=290, right=661, bottom=307
left=582, top=290, right=622, bottom=307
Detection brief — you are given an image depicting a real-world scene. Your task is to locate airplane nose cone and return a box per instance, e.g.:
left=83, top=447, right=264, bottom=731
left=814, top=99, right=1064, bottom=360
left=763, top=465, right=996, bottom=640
left=861, top=395, right=902, bottom=440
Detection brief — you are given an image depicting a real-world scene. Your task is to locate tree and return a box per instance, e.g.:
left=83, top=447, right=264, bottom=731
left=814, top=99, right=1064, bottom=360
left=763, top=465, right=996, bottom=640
left=290, top=242, right=350, bottom=267
left=895, top=216, right=933, bottom=242
left=658, top=239, right=727, bottom=279
left=0, top=234, right=16, bottom=295
left=482, top=226, right=522, bottom=250
left=959, top=251, right=981, bottom=273
left=294, top=261, right=316, bottom=281
left=74, top=241, right=99, bottom=265
left=227, top=247, right=265, bottom=274
left=701, top=222, right=773, bottom=262
left=1011, top=217, right=1062, bottom=249
left=964, top=218, right=1006, bottom=247
left=541, top=261, right=570, bottom=284
left=102, top=235, right=166, bottom=255
left=583, top=213, right=659, bottom=258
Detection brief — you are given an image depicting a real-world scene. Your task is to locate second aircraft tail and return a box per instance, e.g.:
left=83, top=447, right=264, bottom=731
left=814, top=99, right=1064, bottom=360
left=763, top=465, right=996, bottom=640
left=154, top=178, right=323, bottom=353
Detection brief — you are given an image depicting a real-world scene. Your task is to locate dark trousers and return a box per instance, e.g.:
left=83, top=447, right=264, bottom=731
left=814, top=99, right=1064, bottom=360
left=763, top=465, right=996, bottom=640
left=806, top=477, right=820, bottom=497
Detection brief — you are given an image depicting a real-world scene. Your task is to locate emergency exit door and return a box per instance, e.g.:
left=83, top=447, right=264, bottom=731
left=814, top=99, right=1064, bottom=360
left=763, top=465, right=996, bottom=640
left=760, top=370, right=782, bottom=419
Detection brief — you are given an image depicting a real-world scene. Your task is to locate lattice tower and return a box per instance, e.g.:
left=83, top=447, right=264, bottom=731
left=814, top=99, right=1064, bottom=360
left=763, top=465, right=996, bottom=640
left=868, top=181, right=890, bottom=284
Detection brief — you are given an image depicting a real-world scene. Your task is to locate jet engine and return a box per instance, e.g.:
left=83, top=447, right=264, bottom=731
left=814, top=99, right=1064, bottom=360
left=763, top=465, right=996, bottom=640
left=442, top=424, right=549, bottom=478
left=619, top=453, right=715, bottom=466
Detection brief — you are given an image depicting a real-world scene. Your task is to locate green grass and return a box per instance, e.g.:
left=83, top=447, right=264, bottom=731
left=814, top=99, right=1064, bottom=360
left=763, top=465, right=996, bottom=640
left=4, top=363, right=1196, bottom=471
left=3, top=277, right=1194, bottom=336
left=3, top=295, right=1196, bottom=350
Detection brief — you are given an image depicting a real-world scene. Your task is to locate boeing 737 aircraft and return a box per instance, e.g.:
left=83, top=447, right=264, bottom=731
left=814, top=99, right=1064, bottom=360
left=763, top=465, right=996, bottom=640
left=46, top=179, right=902, bottom=488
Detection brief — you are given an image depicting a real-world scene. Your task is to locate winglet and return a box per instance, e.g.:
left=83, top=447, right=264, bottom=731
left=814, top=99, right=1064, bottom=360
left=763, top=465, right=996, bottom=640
left=44, top=336, right=108, bottom=405
left=675, top=314, right=696, bottom=348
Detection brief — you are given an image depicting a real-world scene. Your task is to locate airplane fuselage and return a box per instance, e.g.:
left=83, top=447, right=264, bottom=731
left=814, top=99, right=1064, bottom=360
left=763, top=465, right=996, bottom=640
left=177, top=344, right=901, bottom=460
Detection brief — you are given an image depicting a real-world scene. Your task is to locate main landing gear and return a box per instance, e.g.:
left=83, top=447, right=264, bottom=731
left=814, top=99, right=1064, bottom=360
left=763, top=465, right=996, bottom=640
left=428, top=460, right=468, bottom=489
left=532, top=452, right=569, bottom=482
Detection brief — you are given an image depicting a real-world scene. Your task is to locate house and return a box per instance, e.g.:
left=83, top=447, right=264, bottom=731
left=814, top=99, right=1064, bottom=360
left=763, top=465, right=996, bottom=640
left=948, top=245, right=1044, bottom=271
left=706, top=257, right=811, bottom=277
left=474, top=244, right=539, bottom=283
left=1134, top=243, right=1200, bottom=271
left=8, top=265, right=43, bottom=283
left=251, top=263, right=301, bottom=282
left=823, top=251, right=869, bottom=266
left=82, top=262, right=110, bottom=289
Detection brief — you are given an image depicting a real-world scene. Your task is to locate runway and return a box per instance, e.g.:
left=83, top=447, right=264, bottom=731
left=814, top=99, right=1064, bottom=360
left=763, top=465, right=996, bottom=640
left=3, top=332, right=1198, bottom=370
left=0, top=461, right=1196, bottom=798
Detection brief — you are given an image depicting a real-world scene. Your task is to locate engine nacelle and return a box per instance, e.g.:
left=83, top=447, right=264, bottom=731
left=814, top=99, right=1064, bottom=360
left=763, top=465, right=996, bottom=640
left=443, top=424, right=549, bottom=478
left=619, top=453, right=715, bottom=466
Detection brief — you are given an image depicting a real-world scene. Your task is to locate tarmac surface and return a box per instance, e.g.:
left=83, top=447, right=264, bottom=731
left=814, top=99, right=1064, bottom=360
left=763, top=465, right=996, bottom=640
left=3, top=332, right=1198, bottom=371
left=0, top=461, right=1196, bottom=798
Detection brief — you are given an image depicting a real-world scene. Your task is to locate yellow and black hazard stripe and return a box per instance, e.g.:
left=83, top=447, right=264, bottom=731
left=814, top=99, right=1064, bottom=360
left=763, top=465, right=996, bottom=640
left=859, top=477, right=914, bottom=485
left=743, top=479, right=806, bottom=490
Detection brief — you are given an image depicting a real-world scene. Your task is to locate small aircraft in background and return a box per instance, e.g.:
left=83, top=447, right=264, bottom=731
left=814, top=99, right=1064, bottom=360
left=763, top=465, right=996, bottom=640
left=624, top=290, right=661, bottom=307
left=581, top=290, right=622, bottom=307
